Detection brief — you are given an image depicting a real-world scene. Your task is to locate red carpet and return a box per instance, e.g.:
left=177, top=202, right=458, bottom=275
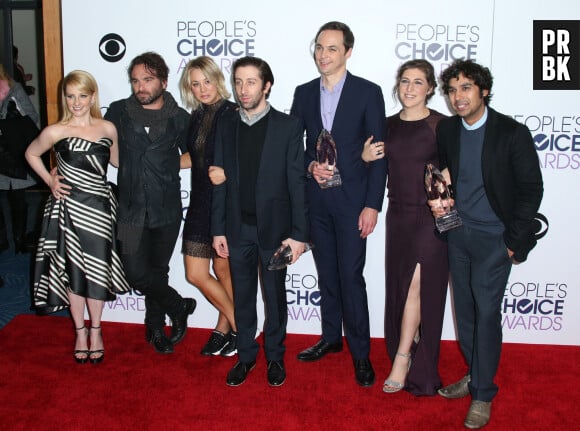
left=0, top=315, right=578, bottom=430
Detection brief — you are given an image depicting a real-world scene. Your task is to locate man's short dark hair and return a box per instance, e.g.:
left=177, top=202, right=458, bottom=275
left=232, top=56, right=274, bottom=99
left=315, top=21, right=355, bottom=52
left=440, top=59, right=493, bottom=105
left=128, top=51, right=169, bottom=82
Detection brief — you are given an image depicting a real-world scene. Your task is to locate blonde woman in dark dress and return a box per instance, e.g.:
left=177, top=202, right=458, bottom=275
left=179, top=57, right=238, bottom=357
left=363, top=59, right=449, bottom=395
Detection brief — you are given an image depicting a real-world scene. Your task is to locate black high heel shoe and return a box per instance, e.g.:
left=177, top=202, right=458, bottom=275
left=74, top=326, right=89, bottom=364
left=89, top=326, right=105, bottom=364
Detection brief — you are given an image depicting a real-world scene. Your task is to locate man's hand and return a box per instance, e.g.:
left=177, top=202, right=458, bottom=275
left=358, top=207, right=378, bottom=238
left=282, top=238, right=307, bottom=264
left=310, top=161, right=335, bottom=185
left=208, top=166, right=226, bottom=185
left=212, top=235, right=229, bottom=258
left=427, top=198, right=455, bottom=218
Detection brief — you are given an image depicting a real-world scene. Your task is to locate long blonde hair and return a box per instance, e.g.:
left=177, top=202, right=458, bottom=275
left=60, top=70, right=102, bottom=122
left=179, top=56, right=230, bottom=110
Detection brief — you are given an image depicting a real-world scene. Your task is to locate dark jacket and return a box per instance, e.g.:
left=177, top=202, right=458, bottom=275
left=211, top=107, right=309, bottom=249
left=104, top=95, right=189, bottom=228
left=437, top=107, right=544, bottom=262
left=290, top=72, right=387, bottom=212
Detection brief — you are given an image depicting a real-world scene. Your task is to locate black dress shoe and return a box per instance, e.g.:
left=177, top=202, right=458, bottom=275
left=267, top=360, right=286, bottom=387
left=296, top=339, right=343, bottom=362
left=145, top=328, right=174, bottom=354
left=226, top=361, right=256, bottom=386
left=354, top=358, right=375, bottom=387
left=170, top=298, right=197, bottom=344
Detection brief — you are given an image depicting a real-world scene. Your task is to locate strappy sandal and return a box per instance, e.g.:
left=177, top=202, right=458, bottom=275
left=74, top=326, right=89, bottom=364
left=89, top=326, right=105, bottom=364
left=383, top=352, right=412, bottom=393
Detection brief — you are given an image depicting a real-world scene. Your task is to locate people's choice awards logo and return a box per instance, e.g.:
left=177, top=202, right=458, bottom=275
left=394, top=23, right=480, bottom=73
left=533, top=20, right=580, bottom=90
left=99, top=33, right=127, bottom=63
left=176, top=20, right=256, bottom=58
left=502, top=281, right=567, bottom=332
left=513, top=113, right=580, bottom=170
left=286, top=272, right=321, bottom=322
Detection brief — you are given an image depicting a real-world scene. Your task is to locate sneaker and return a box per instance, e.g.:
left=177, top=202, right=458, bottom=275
left=220, top=331, right=238, bottom=357
left=200, top=330, right=228, bottom=356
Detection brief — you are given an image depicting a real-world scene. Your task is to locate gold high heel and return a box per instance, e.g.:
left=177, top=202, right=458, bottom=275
left=383, top=352, right=412, bottom=393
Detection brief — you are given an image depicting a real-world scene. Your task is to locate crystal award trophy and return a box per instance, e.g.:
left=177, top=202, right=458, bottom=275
left=425, top=163, right=462, bottom=233
left=316, top=129, right=342, bottom=189
left=267, top=242, right=314, bottom=271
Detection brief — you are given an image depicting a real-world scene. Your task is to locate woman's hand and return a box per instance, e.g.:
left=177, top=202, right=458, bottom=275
left=362, top=136, right=385, bottom=162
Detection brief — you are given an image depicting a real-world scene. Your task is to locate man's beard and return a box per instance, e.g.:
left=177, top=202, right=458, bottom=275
left=135, top=88, right=164, bottom=106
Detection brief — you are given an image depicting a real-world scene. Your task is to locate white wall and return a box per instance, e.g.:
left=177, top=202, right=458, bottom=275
left=61, top=0, right=580, bottom=345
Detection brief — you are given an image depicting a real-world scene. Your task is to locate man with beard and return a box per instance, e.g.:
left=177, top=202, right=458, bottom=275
left=105, top=52, right=196, bottom=354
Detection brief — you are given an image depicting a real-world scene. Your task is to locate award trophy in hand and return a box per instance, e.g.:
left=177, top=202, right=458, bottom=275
left=267, top=242, right=314, bottom=271
left=316, top=129, right=342, bottom=189
left=425, top=163, right=462, bottom=233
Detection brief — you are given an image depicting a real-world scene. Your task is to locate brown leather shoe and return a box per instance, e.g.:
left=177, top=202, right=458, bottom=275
left=464, top=400, right=492, bottom=429
left=438, top=374, right=471, bottom=399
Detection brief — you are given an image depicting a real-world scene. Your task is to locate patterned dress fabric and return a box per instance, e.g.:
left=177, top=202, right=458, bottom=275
left=33, top=137, right=130, bottom=314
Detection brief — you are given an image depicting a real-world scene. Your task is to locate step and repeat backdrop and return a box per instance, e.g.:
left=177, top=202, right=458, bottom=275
left=61, top=0, right=579, bottom=345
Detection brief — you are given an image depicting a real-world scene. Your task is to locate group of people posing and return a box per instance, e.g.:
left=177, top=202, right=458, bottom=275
left=24, top=20, right=543, bottom=430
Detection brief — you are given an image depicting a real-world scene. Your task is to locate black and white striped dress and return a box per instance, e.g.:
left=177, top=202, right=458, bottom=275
left=33, top=137, right=130, bottom=314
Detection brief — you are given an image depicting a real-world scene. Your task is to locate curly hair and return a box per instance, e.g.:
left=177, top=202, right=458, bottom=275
left=440, top=59, right=493, bottom=105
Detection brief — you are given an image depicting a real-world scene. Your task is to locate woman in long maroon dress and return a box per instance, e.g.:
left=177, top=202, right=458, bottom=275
left=363, top=59, right=449, bottom=395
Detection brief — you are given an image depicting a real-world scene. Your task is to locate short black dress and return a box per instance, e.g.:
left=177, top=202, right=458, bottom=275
left=182, top=100, right=237, bottom=257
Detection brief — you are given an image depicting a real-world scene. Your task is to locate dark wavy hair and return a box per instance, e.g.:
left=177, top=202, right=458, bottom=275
left=392, top=59, right=437, bottom=103
left=127, top=51, right=169, bottom=83
left=440, top=59, right=493, bottom=105
left=232, top=56, right=274, bottom=99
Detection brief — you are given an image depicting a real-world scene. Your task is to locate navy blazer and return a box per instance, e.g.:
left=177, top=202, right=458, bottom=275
left=211, top=107, right=309, bottom=249
left=437, top=107, right=544, bottom=262
left=291, top=72, right=387, bottom=211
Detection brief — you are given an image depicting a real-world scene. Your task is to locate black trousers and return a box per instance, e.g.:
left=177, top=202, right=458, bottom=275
left=228, top=223, right=287, bottom=363
left=120, top=220, right=184, bottom=329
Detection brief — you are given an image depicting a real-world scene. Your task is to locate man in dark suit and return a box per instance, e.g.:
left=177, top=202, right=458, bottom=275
left=290, top=21, right=387, bottom=387
left=429, top=60, right=543, bottom=429
left=212, top=56, right=309, bottom=387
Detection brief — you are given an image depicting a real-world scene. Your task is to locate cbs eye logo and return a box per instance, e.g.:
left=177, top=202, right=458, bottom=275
left=99, top=33, right=126, bottom=62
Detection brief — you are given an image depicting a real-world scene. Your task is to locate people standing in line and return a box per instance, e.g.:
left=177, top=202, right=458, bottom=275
left=104, top=52, right=196, bottom=355
left=212, top=56, right=309, bottom=387
left=429, top=59, right=543, bottom=429
left=0, top=63, right=40, bottom=254
left=362, top=59, right=449, bottom=395
left=25, top=70, right=130, bottom=364
left=290, top=21, right=387, bottom=387
left=178, top=56, right=238, bottom=357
